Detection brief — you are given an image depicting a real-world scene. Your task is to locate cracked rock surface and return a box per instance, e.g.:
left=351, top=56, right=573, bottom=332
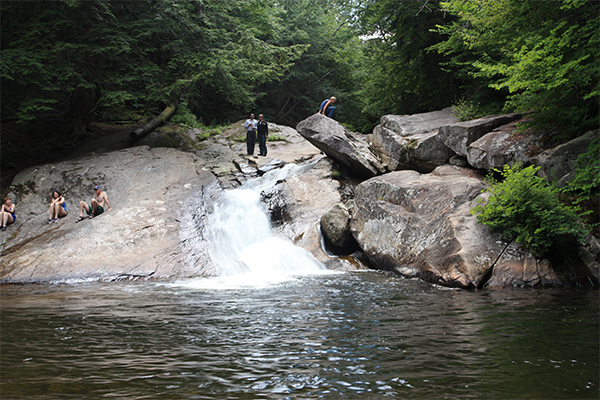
left=350, top=165, right=559, bottom=289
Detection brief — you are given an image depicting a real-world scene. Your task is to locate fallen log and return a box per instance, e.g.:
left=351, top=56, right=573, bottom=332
left=129, top=105, right=176, bottom=141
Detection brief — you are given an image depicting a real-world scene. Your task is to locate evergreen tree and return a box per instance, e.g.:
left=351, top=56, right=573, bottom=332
left=355, top=0, right=464, bottom=120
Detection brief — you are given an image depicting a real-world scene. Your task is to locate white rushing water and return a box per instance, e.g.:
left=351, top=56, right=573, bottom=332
left=182, top=163, right=327, bottom=289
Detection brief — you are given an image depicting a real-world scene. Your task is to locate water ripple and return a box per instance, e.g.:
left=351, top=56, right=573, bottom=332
left=1, top=272, right=598, bottom=399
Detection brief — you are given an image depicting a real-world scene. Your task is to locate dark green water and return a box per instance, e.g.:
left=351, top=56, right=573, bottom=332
left=1, top=272, right=598, bottom=399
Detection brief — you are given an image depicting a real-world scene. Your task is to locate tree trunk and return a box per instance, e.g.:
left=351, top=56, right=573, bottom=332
left=69, top=86, right=98, bottom=140
left=129, top=105, right=176, bottom=141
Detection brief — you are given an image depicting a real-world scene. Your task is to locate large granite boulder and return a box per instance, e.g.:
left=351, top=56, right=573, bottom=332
left=369, top=108, right=458, bottom=172
left=296, top=114, right=385, bottom=177
left=0, top=146, right=220, bottom=283
left=466, top=121, right=546, bottom=170
left=438, top=113, right=522, bottom=157
left=530, top=129, right=598, bottom=186
left=267, top=158, right=368, bottom=271
left=349, top=165, right=559, bottom=289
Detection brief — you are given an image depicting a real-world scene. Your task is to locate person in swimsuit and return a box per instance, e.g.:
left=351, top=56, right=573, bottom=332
left=48, top=189, right=68, bottom=223
left=1, top=197, right=16, bottom=231
left=77, top=185, right=112, bottom=222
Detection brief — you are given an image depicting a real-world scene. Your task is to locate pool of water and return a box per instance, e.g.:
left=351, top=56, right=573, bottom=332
left=1, top=271, right=598, bottom=399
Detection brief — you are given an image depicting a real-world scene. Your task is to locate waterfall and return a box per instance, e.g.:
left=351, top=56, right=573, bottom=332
left=201, top=163, right=325, bottom=286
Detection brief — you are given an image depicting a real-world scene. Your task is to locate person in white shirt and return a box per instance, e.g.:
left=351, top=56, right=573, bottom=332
left=243, top=113, right=258, bottom=155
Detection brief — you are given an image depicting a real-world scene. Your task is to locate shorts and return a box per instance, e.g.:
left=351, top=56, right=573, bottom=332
left=86, top=205, right=104, bottom=216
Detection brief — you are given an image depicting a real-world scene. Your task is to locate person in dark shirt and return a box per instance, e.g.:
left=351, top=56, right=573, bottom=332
left=257, top=114, right=269, bottom=156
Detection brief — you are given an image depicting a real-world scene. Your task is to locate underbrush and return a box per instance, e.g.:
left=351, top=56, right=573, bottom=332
left=471, top=163, right=595, bottom=256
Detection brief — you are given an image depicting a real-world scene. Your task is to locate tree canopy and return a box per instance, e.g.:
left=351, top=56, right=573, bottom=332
left=2, top=0, right=598, bottom=174
left=431, top=0, right=600, bottom=140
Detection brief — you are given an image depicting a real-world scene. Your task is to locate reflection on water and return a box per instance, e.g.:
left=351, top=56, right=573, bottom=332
left=1, top=272, right=598, bottom=399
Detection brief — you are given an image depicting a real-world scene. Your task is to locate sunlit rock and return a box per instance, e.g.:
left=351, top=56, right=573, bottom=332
left=438, top=113, right=521, bottom=157
left=350, top=165, right=545, bottom=289
left=0, top=146, right=220, bottom=283
left=369, top=108, right=457, bottom=172
left=296, top=114, right=385, bottom=177
left=466, top=121, right=545, bottom=170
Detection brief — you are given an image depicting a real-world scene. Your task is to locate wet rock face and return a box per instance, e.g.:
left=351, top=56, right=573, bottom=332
left=320, top=203, right=359, bottom=254
left=0, top=146, right=220, bottom=283
left=349, top=165, right=547, bottom=289
left=296, top=114, right=385, bottom=178
left=260, top=185, right=291, bottom=227
left=484, top=243, right=561, bottom=289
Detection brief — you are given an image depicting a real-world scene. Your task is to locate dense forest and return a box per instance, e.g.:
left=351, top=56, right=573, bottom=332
left=1, top=0, right=598, bottom=176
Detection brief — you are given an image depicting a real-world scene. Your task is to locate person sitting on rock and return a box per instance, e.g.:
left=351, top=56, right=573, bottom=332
left=1, top=197, right=16, bottom=231
left=77, top=185, right=111, bottom=222
left=48, top=189, right=68, bottom=224
left=319, top=96, right=337, bottom=118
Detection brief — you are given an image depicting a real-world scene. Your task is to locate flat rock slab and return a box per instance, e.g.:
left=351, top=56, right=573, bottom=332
left=368, top=108, right=458, bottom=172
left=195, top=122, right=323, bottom=188
left=0, top=146, right=220, bottom=283
left=378, top=107, right=458, bottom=137
left=438, top=113, right=522, bottom=157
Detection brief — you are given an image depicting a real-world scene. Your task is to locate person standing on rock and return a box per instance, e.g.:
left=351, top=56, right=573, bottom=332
left=319, top=96, right=336, bottom=118
left=257, top=114, right=269, bottom=156
left=48, top=189, right=68, bottom=224
left=0, top=197, right=16, bottom=231
left=77, top=185, right=111, bottom=222
left=244, top=113, right=258, bottom=155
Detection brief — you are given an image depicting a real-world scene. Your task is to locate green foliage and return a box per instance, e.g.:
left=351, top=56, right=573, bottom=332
left=267, top=134, right=286, bottom=142
left=196, top=125, right=228, bottom=142
left=171, top=102, right=202, bottom=129
left=355, top=0, right=464, bottom=121
left=452, top=98, right=481, bottom=121
left=563, top=136, right=600, bottom=208
left=331, top=170, right=342, bottom=180
left=0, top=0, right=307, bottom=127
left=471, top=164, right=587, bottom=255
left=230, top=134, right=247, bottom=143
left=433, top=0, right=600, bottom=140
left=253, top=0, right=370, bottom=130
left=2, top=0, right=598, bottom=176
